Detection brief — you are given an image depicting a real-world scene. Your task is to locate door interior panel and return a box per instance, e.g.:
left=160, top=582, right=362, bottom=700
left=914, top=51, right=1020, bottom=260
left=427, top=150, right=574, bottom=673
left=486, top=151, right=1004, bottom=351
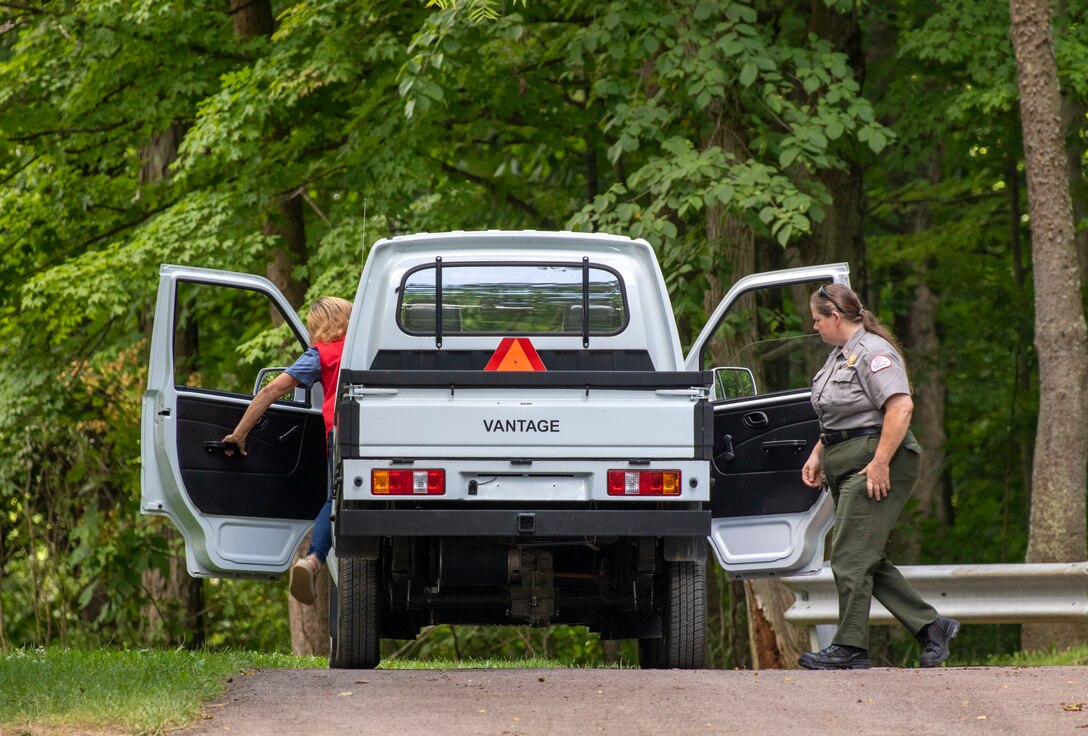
left=712, top=396, right=821, bottom=519
left=709, top=471, right=820, bottom=517
left=714, top=423, right=815, bottom=474
left=176, top=394, right=326, bottom=519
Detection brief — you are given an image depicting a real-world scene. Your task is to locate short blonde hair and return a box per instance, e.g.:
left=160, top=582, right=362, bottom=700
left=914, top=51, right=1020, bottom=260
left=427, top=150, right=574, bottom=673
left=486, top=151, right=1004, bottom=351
left=307, top=296, right=353, bottom=343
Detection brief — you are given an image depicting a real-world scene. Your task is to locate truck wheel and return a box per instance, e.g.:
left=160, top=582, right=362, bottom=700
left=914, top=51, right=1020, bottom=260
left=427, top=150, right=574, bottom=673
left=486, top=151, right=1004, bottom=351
left=329, top=557, right=380, bottom=669
left=638, top=559, right=706, bottom=669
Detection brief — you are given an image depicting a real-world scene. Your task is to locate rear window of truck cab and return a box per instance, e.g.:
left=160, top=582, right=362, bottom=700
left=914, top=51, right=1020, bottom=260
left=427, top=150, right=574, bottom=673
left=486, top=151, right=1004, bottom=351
left=397, top=262, right=628, bottom=336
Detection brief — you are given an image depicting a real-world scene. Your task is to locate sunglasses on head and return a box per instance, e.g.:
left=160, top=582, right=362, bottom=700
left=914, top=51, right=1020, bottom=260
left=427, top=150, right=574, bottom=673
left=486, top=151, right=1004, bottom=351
left=818, top=284, right=830, bottom=300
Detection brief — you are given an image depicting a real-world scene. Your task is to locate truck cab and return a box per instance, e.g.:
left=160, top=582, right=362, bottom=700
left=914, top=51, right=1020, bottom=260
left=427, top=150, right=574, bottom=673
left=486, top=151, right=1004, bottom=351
left=141, top=230, right=850, bottom=669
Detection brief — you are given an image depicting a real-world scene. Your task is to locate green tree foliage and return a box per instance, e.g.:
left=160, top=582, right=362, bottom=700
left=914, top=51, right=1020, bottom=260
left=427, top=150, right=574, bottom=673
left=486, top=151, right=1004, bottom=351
left=865, top=0, right=1035, bottom=563
left=0, top=0, right=1081, bottom=663
left=400, top=1, right=892, bottom=332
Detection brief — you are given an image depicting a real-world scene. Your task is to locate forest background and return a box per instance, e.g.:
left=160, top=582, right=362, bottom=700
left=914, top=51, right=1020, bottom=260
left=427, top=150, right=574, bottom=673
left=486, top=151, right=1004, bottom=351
left=2, top=0, right=1087, bottom=668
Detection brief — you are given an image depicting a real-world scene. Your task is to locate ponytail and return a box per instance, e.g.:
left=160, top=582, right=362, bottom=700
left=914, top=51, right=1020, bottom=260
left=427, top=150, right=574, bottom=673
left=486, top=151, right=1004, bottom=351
left=860, top=310, right=907, bottom=367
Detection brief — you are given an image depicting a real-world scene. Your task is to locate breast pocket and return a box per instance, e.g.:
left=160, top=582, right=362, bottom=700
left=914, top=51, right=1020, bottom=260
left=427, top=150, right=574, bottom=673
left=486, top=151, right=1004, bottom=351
left=827, top=366, right=868, bottom=408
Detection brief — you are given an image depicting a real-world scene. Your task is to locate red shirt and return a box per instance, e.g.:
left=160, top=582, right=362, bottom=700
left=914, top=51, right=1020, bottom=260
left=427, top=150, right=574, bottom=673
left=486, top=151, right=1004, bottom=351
left=313, top=339, right=345, bottom=435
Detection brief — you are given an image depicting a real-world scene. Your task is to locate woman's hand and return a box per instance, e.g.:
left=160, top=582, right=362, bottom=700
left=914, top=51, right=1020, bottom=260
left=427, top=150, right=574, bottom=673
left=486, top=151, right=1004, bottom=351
left=222, top=431, right=248, bottom=456
left=858, top=457, right=891, bottom=499
left=221, top=372, right=301, bottom=457
left=801, top=446, right=824, bottom=488
left=860, top=393, right=913, bottom=500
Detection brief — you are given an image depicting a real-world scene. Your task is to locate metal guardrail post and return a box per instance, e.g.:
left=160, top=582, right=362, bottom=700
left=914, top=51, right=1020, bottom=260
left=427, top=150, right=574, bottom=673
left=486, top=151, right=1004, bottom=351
left=782, top=562, right=1088, bottom=630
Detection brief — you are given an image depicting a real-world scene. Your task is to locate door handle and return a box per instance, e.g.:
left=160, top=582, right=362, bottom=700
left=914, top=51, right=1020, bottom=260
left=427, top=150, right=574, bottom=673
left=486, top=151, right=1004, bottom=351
left=761, top=439, right=807, bottom=454
left=743, top=411, right=769, bottom=428
left=279, top=425, right=301, bottom=445
left=203, top=440, right=240, bottom=454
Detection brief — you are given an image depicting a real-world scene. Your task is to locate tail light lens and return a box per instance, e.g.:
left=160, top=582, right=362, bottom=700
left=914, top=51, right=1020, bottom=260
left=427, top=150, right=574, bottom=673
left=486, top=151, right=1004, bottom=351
left=372, top=469, right=445, bottom=495
left=607, top=470, right=681, bottom=496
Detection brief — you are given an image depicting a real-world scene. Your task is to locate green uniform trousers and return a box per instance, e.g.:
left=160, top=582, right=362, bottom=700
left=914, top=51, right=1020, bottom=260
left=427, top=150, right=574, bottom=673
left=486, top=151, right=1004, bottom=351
left=823, top=430, right=938, bottom=649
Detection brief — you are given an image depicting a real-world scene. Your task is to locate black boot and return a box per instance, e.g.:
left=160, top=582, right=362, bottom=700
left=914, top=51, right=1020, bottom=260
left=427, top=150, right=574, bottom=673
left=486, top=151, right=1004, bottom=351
left=917, top=616, right=960, bottom=668
left=798, top=644, right=872, bottom=670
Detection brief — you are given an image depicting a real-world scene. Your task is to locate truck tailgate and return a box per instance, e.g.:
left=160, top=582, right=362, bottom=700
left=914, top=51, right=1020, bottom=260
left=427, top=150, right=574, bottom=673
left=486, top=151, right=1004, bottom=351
left=350, top=389, right=704, bottom=459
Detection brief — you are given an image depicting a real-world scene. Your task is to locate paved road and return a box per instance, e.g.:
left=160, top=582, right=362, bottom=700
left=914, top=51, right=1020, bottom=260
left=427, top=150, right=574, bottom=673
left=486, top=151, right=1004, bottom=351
left=185, top=666, right=1088, bottom=735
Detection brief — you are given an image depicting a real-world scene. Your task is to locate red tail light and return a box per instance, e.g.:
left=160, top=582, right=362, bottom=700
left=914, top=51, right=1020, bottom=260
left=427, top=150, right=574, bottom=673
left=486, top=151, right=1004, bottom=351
left=372, top=469, right=445, bottom=495
left=607, top=470, right=681, bottom=496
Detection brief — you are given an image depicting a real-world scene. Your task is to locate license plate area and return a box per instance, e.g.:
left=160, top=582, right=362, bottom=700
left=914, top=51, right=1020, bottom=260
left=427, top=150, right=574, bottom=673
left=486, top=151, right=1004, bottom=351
left=467, top=473, right=586, bottom=502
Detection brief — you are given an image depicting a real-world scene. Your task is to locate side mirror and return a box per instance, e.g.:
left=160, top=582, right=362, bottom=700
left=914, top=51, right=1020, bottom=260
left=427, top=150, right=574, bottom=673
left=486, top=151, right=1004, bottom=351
left=711, top=366, right=758, bottom=401
left=253, top=366, right=290, bottom=396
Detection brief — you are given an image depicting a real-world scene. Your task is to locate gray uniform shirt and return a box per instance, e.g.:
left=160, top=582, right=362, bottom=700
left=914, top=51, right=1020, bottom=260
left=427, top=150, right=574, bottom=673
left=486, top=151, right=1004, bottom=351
left=810, top=327, right=910, bottom=430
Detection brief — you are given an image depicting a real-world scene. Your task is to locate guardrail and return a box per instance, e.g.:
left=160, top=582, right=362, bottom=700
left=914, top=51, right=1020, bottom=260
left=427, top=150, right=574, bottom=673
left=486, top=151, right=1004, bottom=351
left=783, top=562, right=1088, bottom=625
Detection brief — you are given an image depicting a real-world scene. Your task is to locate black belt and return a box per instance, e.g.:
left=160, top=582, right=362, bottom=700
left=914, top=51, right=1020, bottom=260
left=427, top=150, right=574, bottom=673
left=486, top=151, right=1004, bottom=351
left=820, top=427, right=881, bottom=446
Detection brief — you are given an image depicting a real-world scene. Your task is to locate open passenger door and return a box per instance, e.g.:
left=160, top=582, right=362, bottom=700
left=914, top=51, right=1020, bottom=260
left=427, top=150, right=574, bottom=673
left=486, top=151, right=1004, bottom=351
left=685, top=264, right=851, bottom=578
left=141, top=265, right=327, bottom=578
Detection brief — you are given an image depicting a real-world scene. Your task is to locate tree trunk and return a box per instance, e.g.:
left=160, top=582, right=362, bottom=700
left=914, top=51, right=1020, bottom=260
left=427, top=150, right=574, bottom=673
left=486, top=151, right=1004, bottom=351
left=900, top=155, right=952, bottom=563
left=902, top=276, right=948, bottom=552
left=263, top=193, right=309, bottom=310
left=142, top=528, right=206, bottom=648
left=743, top=579, right=809, bottom=669
left=705, top=565, right=751, bottom=669
left=138, top=122, right=207, bottom=648
left=138, top=123, right=186, bottom=190
left=231, top=0, right=310, bottom=310
left=1008, top=0, right=1088, bottom=651
left=230, top=0, right=273, bottom=37
left=697, top=92, right=762, bottom=663
left=231, top=0, right=320, bottom=650
left=288, top=533, right=331, bottom=656
left=1006, top=153, right=1034, bottom=546
left=1061, top=95, right=1088, bottom=293
left=1057, top=3, right=1088, bottom=291
left=699, top=96, right=757, bottom=369
left=804, top=0, right=868, bottom=287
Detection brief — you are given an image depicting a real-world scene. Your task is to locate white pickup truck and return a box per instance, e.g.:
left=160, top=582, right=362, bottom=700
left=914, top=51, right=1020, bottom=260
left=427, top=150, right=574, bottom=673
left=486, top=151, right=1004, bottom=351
left=142, top=230, right=850, bottom=669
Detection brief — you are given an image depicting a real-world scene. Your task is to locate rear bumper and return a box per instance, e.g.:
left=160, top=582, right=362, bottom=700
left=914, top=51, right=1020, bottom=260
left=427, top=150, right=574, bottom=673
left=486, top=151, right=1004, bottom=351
left=337, top=508, right=710, bottom=538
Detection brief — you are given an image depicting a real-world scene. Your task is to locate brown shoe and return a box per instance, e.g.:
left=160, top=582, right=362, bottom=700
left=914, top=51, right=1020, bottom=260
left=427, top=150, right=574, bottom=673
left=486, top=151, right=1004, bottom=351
left=290, top=555, right=320, bottom=605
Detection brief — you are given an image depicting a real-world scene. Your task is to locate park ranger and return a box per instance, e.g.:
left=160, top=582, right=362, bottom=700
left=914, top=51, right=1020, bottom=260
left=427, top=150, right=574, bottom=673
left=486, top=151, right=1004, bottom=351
left=797, top=283, right=959, bottom=670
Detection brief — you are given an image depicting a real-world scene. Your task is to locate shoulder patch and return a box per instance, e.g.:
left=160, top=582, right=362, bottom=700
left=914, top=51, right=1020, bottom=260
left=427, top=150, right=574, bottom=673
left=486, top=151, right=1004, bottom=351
left=870, top=355, right=892, bottom=373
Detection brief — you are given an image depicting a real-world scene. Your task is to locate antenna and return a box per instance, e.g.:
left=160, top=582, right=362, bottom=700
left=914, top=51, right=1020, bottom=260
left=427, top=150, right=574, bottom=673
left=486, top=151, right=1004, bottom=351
left=362, top=197, right=368, bottom=266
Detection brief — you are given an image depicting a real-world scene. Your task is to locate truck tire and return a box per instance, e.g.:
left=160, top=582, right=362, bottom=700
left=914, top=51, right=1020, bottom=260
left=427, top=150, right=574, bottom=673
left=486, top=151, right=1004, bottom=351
left=329, top=557, right=380, bottom=669
left=638, top=559, right=706, bottom=669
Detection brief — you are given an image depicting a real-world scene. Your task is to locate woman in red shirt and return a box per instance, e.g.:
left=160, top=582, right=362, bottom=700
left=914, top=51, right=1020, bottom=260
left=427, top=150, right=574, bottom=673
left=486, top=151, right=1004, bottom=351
left=223, top=296, right=352, bottom=604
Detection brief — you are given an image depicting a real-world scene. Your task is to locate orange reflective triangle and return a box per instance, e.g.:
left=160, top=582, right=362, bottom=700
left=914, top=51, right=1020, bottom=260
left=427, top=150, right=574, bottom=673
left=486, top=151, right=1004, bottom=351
left=484, top=337, right=547, bottom=372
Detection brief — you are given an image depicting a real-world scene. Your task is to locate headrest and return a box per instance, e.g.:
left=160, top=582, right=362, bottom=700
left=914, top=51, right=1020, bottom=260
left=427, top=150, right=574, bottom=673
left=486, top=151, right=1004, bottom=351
left=402, top=304, right=461, bottom=333
left=563, top=304, right=620, bottom=332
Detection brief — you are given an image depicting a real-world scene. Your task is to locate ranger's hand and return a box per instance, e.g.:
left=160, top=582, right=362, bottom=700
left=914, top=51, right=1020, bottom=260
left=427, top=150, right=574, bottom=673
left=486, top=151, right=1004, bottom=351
left=801, top=450, right=824, bottom=489
left=858, top=458, right=890, bottom=500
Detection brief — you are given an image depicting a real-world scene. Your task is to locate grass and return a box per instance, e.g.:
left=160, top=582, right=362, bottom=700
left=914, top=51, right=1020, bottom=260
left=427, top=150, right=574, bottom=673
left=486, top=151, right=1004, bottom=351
left=0, top=648, right=324, bottom=736
left=982, top=643, right=1088, bottom=667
